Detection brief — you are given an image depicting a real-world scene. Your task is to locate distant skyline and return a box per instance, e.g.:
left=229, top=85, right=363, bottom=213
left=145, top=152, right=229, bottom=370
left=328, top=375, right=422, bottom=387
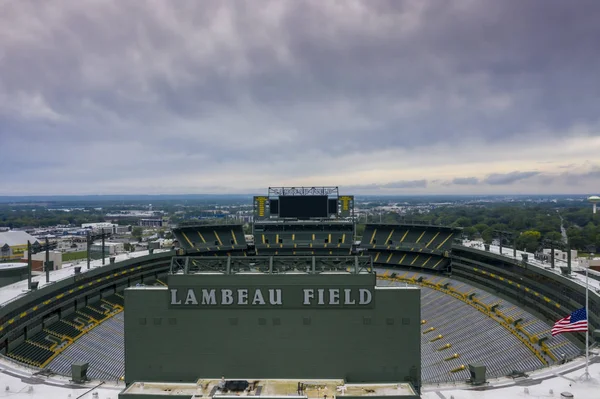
left=2, top=1, right=600, bottom=195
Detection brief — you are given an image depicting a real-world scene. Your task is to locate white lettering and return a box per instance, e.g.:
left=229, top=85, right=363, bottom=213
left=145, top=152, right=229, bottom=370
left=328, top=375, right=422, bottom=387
left=303, top=289, right=314, bottom=305
left=252, top=289, right=266, bottom=305
left=171, top=287, right=372, bottom=307
left=329, top=289, right=340, bottom=305
left=222, top=289, right=233, bottom=305
left=344, top=289, right=355, bottom=305
left=170, top=289, right=181, bottom=305
left=269, top=289, right=282, bottom=305
left=185, top=289, right=198, bottom=305
left=237, top=289, right=249, bottom=305
left=202, top=289, right=216, bottom=305
left=359, top=289, right=372, bottom=305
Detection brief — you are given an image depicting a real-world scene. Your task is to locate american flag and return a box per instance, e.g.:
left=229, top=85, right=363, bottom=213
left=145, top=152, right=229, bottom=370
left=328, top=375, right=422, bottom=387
left=551, top=307, right=588, bottom=336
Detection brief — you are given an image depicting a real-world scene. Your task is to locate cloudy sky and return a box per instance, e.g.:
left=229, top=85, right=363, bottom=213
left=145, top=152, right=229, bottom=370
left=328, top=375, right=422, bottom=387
left=1, top=0, right=600, bottom=195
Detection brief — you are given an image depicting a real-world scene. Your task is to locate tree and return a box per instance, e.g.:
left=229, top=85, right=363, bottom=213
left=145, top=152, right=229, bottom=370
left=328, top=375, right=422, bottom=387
left=516, top=230, right=541, bottom=252
left=131, top=227, right=143, bottom=242
left=481, top=228, right=494, bottom=244
left=473, top=223, right=489, bottom=234
left=544, top=231, right=563, bottom=242
left=462, top=226, right=478, bottom=239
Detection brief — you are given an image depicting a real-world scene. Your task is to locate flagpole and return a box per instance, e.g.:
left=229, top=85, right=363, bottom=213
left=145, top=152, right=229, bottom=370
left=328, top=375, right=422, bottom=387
left=585, top=263, right=589, bottom=378
left=581, top=257, right=591, bottom=381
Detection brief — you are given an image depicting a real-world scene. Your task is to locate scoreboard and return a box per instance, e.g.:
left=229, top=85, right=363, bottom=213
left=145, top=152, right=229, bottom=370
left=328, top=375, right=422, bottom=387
left=254, top=195, right=354, bottom=220
left=338, top=196, right=354, bottom=218
left=254, top=196, right=268, bottom=218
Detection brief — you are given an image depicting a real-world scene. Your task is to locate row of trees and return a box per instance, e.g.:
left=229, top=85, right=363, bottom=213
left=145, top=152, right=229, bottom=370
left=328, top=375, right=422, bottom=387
left=0, top=207, right=106, bottom=228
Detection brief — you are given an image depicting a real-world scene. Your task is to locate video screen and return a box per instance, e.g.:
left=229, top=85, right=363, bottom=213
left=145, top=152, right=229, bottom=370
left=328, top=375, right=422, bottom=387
left=328, top=199, right=338, bottom=214
left=269, top=199, right=279, bottom=215
left=279, top=195, right=328, bottom=218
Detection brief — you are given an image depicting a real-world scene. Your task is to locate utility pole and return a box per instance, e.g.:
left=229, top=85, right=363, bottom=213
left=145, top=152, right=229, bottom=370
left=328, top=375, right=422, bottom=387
left=550, top=241, right=555, bottom=269
left=566, top=240, right=571, bottom=274
left=45, top=237, right=51, bottom=283
left=87, top=231, right=91, bottom=269
left=27, top=241, right=32, bottom=289
left=499, top=233, right=503, bottom=255
left=102, top=228, right=106, bottom=266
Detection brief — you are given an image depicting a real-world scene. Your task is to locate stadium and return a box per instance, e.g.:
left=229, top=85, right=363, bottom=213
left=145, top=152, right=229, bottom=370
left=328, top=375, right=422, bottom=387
left=0, top=187, right=598, bottom=399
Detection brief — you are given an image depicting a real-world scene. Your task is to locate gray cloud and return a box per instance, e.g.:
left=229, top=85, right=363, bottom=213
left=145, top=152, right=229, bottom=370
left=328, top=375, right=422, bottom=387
left=483, top=171, right=540, bottom=185
left=1, top=1, right=600, bottom=194
left=347, top=180, right=428, bottom=191
left=452, top=177, right=480, bottom=185
left=383, top=180, right=428, bottom=189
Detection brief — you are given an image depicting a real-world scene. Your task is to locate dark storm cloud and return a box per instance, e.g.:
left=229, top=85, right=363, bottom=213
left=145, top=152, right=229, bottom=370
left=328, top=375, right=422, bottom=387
left=1, top=0, right=600, bottom=194
left=452, top=177, right=480, bottom=185
left=483, top=171, right=540, bottom=185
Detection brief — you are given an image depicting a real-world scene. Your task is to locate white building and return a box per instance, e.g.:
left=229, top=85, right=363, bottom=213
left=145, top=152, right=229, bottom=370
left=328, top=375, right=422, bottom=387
left=22, top=250, right=63, bottom=270
left=90, top=242, right=124, bottom=256
left=81, top=223, right=117, bottom=234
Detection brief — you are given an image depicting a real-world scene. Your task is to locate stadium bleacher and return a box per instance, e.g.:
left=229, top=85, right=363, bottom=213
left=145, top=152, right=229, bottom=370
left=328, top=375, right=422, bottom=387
left=172, top=224, right=247, bottom=254
left=377, top=270, right=581, bottom=383
left=34, top=270, right=582, bottom=384
left=362, top=223, right=456, bottom=251
left=362, top=224, right=457, bottom=271
left=7, top=293, right=124, bottom=368
left=254, top=222, right=353, bottom=256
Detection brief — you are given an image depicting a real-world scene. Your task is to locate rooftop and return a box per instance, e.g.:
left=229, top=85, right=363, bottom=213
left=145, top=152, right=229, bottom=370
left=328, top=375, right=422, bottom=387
left=121, top=379, right=418, bottom=397
left=0, top=356, right=598, bottom=399
left=460, top=240, right=600, bottom=293
left=0, top=230, right=38, bottom=246
left=0, top=262, right=28, bottom=270
left=0, top=248, right=171, bottom=306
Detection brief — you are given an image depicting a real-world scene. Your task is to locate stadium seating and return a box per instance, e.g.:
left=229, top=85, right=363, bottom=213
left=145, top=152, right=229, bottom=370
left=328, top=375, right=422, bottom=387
left=362, top=224, right=457, bottom=272
left=451, top=245, right=600, bottom=338
left=363, top=224, right=456, bottom=252
left=47, top=312, right=125, bottom=381
left=173, top=224, right=247, bottom=253
left=7, top=296, right=124, bottom=368
left=369, top=249, right=450, bottom=271
left=253, top=222, right=353, bottom=256
left=377, top=270, right=581, bottom=383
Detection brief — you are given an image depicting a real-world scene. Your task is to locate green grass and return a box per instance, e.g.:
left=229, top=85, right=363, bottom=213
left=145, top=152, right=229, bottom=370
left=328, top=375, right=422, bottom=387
left=62, top=251, right=88, bottom=262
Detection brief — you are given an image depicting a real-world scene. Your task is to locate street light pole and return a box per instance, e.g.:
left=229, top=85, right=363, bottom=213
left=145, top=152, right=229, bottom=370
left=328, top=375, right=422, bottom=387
left=27, top=241, right=32, bottom=289
left=102, top=228, right=106, bottom=266
left=45, top=237, right=51, bottom=283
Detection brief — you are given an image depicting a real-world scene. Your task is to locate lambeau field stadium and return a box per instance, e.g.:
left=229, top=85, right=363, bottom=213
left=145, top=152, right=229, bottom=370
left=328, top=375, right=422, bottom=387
left=0, top=187, right=598, bottom=399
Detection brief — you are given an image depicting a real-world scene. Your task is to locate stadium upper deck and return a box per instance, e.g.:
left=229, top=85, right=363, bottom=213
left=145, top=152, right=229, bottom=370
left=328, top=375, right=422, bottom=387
left=460, top=240, right=600, bottom=293
left=0, top=249, right=171, bottom=306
